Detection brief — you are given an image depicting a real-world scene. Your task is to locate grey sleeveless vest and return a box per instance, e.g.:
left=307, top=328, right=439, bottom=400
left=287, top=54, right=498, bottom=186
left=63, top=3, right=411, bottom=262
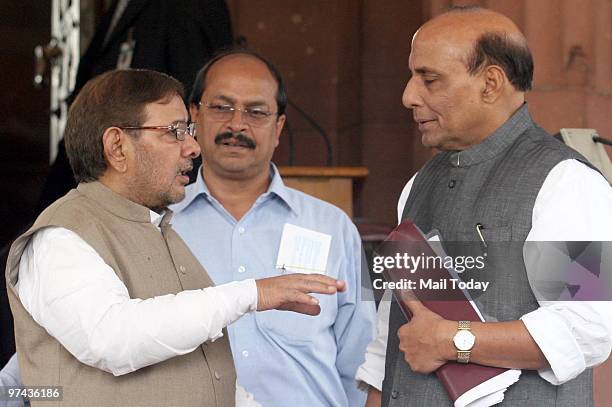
left=382, top=105, right=594, bottom=407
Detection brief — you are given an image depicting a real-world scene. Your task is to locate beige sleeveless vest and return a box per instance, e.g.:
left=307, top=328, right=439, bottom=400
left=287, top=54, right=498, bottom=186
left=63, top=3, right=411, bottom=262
left=5, top=181, right=236, bottom=406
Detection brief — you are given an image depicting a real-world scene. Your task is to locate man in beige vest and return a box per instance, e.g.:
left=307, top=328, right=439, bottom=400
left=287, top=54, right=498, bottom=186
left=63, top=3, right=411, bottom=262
left=5, top=69, right=346, bottom=406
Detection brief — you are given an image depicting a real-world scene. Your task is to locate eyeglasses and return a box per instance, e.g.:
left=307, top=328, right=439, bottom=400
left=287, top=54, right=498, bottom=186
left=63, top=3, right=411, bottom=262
left=120, top=121, right=197, bottom=141
left=199, top=102, right=278, bottom=127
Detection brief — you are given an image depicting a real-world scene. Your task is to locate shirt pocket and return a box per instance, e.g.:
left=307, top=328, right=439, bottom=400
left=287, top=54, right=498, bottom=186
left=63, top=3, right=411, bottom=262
left=254, top=294, right=337, bottom=344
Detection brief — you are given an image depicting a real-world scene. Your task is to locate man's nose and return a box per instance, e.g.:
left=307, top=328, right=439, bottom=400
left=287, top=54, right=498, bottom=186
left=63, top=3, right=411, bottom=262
left=182, top=134, right=201, bottom=159
left=402, top=76, right=422, bottom=109
left=227, top=108, right=249, bottom=133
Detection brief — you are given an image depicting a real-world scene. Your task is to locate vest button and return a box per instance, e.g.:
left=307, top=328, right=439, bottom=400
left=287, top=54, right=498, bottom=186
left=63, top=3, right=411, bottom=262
left=448, top=179, right=456, bottom=188
left=391, top=390, right=399, bottom=399
left=179, top=265, right=186, bottom=274
left=214, top=371, right=221, bottom=380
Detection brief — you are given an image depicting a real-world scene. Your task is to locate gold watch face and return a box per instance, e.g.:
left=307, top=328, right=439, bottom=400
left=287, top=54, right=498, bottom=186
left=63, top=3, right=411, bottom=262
left=453, top=330, right=475, bottom=351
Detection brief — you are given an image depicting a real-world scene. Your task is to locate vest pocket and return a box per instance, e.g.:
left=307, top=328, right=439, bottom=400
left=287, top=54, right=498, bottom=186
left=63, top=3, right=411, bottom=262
left=455, top=224, right=512, bottom=242
left=479, top=225, right=512, bottom=242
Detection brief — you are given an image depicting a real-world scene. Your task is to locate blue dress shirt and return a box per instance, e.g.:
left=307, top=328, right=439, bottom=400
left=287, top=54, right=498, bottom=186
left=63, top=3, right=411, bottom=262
left=0, top=354, right=26, bottom=407
left=171, top=164, right=376, bottom=407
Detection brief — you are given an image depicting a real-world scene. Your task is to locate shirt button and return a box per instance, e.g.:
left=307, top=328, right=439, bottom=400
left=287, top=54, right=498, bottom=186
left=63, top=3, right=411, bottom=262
left=448, top=179, right=456, bottom=188
left=214, top=371, right=221, bottom=380
left=242, top=350, right=249, bottom=358
left=391, top=390, right=399, bottom=399
left=238, top=266, right=246, bottom=273
left=179, top=265, right=186, bottom=274
left=238, top=227, right=245, bottom=234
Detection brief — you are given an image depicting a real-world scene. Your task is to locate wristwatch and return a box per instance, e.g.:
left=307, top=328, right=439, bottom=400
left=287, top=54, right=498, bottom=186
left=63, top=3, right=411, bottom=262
left=453, top=320, right=475, bottom=363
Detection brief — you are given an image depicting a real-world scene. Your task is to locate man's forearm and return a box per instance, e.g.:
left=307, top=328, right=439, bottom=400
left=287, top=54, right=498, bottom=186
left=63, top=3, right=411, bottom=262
left=437, top=319, right=548, bottom=370
left=365, top=387, right=382, bottom=407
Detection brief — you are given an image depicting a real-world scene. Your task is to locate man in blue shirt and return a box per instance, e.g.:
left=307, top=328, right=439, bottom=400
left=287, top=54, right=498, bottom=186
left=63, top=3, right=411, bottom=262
left=171, top=49, right=377, bottom=406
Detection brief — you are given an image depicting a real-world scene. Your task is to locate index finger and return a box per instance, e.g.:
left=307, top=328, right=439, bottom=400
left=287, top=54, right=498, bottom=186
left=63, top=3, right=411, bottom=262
left=291, top=274, right=346, bottom=294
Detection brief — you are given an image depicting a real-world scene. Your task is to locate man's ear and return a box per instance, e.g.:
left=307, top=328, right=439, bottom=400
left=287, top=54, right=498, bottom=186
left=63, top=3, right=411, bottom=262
left=481, top=65, right=506, bottom=103
left=274, top=114, right=286, bottom=148
left=102, top=127, right=129, bottom=173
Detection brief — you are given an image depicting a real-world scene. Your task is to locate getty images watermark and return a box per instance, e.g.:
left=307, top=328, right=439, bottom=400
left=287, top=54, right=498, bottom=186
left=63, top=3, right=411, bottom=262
left=363, top=241, right=611, bottom=302
left=372, top=252, right=488, bottom=291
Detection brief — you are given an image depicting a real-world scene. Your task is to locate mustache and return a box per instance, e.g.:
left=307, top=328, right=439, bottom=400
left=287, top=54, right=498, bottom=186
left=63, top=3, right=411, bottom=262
left=214, top=131, right=256, bottom=149
left=177, top=160, right=193, bottom=174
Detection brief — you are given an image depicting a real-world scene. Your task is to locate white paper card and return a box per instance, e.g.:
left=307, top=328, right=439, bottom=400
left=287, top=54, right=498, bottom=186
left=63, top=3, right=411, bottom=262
left=275, top=223, right=332, bottom=274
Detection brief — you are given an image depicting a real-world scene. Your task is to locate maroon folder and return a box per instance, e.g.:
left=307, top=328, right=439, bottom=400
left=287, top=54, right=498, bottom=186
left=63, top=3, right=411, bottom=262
left=380, top=219, right=509, bottom=403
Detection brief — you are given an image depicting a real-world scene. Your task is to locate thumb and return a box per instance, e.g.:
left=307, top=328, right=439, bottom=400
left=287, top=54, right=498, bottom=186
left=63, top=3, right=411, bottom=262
left=401, top=297, right=426, bottom=315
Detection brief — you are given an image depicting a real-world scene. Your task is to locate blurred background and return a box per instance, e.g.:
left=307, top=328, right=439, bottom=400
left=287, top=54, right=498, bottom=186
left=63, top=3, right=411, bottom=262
left=1, top=0, right=611, bottom=403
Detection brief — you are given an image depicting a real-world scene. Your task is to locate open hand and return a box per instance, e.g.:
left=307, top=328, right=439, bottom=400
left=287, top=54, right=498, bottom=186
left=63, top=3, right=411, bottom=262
left=255, top=273, right=346, bottom=315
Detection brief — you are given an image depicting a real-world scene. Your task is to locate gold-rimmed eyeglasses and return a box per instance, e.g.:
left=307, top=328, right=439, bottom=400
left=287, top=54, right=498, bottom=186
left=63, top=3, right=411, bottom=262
left=199, top=102, right=278, bottom=127
left=119, top=121, right=197, bottom=141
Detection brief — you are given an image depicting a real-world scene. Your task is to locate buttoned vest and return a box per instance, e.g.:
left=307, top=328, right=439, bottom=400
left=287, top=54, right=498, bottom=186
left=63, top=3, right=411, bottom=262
left=6, top=181, right=236, bottom=406
left=382, top=107, right=594, bottom=407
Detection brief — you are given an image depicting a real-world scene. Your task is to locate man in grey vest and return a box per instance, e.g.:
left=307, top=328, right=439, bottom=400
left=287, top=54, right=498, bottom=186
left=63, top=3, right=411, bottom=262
left=4, top=69, right=346, bottom=407
left=357, top=6, right=612, bottom=407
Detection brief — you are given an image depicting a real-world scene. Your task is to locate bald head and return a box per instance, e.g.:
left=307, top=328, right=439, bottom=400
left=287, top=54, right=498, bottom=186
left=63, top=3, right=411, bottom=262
left=189, top=49, right=287, bottom=115
left=402, top=6, right=533, bottom=150
left=416, top=6, right=533, bottom=91
left=423, top=7, right=523, bottom=40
